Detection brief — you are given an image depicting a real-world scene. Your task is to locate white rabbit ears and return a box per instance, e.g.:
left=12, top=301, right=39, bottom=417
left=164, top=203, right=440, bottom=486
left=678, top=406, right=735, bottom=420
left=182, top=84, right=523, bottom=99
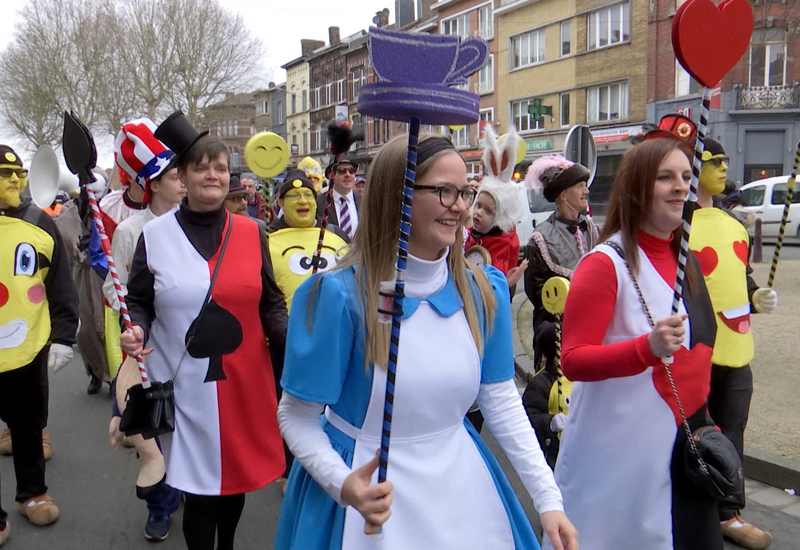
left=481, top=126, right=519, bottom=183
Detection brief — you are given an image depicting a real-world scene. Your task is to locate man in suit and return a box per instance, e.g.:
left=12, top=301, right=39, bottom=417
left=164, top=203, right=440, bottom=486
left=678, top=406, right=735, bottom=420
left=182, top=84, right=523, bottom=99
left=317, top=158, right=360, bottom=239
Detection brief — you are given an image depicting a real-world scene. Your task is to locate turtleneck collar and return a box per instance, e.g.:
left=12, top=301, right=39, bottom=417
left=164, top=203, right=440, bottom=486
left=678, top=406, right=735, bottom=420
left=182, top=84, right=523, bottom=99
left=405, top=252, right=449, bottom=299
left=179, top=200, right=227, bottom=227
left=638, top=229, right=674, bottom=259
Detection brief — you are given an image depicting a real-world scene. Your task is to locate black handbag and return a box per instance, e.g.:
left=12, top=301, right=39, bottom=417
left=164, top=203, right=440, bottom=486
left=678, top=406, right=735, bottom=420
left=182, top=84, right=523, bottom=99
left=120, top=214, right=233, bottom=439
left=604, top=241, right=743, bottom=499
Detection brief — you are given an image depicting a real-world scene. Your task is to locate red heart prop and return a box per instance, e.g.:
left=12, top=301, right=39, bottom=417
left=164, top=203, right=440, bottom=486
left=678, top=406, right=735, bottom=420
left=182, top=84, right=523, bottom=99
left=733, top=240, right=749, bottom=266
left=672, top=0, right=753, bottom=88
left=693, top=246, right=719, bottom=276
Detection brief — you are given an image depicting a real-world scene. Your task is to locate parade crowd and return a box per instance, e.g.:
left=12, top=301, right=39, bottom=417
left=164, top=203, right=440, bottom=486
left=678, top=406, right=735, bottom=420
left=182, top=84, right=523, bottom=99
left=0, top=108, right=779, bottom=550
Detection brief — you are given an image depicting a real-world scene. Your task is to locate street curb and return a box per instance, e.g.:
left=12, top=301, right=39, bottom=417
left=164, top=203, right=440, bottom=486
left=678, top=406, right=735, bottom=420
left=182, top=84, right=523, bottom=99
left=509, top=288, right=800, bottom=490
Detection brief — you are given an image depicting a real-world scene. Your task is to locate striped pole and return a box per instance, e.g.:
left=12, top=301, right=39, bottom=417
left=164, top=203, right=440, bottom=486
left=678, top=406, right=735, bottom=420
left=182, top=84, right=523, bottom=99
left=555, top=315, right=564, bottom=413
left=670, top=86, right=712, bottom=316
left=767, top=137, right=800, bottom=288
left=311, top=153, right=339, bottom=275
left=85, top=187, right=150, bottom=388
left=378, top=116, right=421, bottom=487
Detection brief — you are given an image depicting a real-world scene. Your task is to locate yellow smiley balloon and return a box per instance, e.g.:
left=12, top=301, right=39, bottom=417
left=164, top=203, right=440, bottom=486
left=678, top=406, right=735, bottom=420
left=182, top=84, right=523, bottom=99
left=542, top=277, right=570, bottom=315
left=244, top=132, right=290, bottom=178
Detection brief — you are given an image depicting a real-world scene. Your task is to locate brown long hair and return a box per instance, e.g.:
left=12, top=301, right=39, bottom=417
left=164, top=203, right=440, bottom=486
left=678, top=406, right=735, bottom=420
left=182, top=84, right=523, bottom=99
left=600, top=138, right=692, bottom=274
left=310, top=133, right=497, bottom=369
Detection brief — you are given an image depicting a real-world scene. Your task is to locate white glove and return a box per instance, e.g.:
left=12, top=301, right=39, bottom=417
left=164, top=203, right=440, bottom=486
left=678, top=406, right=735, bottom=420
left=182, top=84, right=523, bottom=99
left=47, top=343, right=73, bottom=374
left=752, top=288, right=778, bottom=314
left=549, top=413, right=568, bottom=433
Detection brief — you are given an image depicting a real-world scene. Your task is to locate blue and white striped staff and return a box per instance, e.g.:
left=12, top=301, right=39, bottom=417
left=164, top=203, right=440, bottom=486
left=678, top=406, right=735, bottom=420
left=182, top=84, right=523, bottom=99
left=767, top=137, right=800, bottom=289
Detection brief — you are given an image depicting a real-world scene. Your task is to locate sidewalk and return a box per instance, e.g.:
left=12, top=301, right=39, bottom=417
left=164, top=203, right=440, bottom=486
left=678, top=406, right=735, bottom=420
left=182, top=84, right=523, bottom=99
left=509, top=277, right=800, bottom=549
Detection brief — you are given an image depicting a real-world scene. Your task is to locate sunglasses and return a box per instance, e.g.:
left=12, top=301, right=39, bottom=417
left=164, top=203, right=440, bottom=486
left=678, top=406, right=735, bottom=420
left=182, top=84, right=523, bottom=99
left=414, top=184, right=477, bottom=208
left=336, top=166, right=357, bottom=175
left=703, top=157, right=729, bottom=168
left=0, top=168, right=28, bottom=179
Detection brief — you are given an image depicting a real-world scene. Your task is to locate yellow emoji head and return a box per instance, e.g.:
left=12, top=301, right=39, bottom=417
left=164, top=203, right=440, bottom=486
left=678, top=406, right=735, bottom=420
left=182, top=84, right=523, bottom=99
left=244, top=132, right=290, bottom=178
left=281, top=182, right=317, bottom=228
left=542, top=277, right=570, bottom=315
left=699, top=139, right=728, bottom=196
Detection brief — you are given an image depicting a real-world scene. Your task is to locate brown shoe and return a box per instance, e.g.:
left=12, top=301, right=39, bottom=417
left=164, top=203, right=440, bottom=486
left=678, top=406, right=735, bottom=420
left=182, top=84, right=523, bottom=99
left=721, top=514, right=773, bottom=550
left=19, top=494, right=60, bottom=526
left=0, top=429, right=11, bottom=456
left=0, top=521, right=9, bottom=547
left=42, top=434, right=52, bottom=461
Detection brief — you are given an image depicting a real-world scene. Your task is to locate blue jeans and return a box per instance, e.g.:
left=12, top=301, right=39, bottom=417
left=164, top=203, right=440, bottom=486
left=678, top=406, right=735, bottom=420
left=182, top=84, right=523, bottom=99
left=146, top=483, right=181, bottom=517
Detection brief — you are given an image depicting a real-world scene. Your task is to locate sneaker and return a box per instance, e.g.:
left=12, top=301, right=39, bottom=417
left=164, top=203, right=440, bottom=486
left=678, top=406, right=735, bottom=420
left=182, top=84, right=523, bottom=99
left=19, top=494, right=59, bottom=526
left=145, top=514, right=170, bottom=541
left=0, top=429, right=11, bottom=456
left=721, top=513, right=773, bottom=550
left=0, top=521, right=9, bottom=547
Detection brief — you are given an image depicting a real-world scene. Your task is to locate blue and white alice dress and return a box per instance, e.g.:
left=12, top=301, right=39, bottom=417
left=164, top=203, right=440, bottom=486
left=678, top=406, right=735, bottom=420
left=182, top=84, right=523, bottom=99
left=275, top=253, right=563, bottom=549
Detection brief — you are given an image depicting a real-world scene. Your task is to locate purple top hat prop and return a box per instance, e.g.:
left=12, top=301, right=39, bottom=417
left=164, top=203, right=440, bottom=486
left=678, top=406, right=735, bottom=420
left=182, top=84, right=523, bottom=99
left=358, top=27, right=489, bottom=125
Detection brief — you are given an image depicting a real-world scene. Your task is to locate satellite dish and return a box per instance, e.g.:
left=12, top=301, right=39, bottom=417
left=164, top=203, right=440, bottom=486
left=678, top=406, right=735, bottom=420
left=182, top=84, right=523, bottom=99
left=563, top=125, right=597, bottom=187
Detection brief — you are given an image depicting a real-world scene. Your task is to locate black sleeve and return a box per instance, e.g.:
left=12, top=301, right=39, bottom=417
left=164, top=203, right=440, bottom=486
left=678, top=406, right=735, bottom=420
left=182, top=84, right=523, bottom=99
left=524, top=240, right=555, bottom=323
left=522, top=371, right=559, bottom=468
left=126, top=233, right=156, bottom=340
left=259, top=231, right=288, bottom=376
left=38, top=213, right=78, bottom=346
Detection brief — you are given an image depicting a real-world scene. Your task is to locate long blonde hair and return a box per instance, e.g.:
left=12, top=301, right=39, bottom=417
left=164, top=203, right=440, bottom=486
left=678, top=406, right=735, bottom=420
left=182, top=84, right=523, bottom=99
left=313, top=133, right=497, bottom=369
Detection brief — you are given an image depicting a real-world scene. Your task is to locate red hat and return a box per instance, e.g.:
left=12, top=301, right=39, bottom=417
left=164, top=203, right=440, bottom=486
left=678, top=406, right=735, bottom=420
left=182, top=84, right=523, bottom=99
left=643, top=114, right=697, bottom=143
left=114, top=118, right=175, bottom=203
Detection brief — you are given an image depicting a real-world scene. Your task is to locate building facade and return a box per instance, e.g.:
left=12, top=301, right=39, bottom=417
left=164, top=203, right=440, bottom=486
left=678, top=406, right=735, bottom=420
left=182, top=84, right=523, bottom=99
left=204, top=92, right=257, bottom=173
left=283, top=39, right=324, bottom=164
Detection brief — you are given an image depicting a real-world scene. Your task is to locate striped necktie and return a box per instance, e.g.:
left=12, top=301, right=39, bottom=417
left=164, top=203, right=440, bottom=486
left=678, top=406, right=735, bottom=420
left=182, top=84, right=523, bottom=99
left=339, top=196, right=352, bottom=237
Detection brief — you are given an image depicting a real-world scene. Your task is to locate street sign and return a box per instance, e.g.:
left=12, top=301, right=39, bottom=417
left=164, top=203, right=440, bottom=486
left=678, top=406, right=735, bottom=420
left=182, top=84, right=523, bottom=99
left=564, top=125, right=597, bottom=187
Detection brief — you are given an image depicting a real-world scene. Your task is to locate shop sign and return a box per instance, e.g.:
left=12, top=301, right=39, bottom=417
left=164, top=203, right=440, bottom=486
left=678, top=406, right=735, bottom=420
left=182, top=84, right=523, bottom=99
left=525, top=139, right=551, bottom=151
left=590, top=125, right=643, bottom=144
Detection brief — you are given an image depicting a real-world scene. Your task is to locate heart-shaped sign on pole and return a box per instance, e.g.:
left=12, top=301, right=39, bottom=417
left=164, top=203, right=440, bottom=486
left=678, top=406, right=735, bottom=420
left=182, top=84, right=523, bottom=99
left=672, top=0, right=753, bottom=88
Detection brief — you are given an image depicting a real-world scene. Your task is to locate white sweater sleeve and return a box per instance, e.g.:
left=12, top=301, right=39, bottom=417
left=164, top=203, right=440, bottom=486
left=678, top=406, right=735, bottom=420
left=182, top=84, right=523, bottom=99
left=477, top=378, right=564, bottom=515
left=277, top=393, right=352, bottom=507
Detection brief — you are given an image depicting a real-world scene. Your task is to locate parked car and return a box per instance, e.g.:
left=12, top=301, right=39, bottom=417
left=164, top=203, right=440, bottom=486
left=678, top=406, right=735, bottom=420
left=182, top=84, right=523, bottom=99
left=515, top=187, right=556, bottom=247
left=733, top=176, right=800, bottom=241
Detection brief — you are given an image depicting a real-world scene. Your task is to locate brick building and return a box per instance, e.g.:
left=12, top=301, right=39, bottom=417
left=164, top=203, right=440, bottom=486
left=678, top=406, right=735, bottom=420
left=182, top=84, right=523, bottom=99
left=284, top=39, right=324, bottom=164
left=204, top=92, right=257, bottom=173
left=647, top=0, right=800, bottom=185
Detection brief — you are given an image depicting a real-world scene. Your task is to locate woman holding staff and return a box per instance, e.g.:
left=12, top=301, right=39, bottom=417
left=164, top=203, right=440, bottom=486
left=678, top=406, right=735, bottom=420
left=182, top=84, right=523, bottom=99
left=275, top=133, right=577, bottom=550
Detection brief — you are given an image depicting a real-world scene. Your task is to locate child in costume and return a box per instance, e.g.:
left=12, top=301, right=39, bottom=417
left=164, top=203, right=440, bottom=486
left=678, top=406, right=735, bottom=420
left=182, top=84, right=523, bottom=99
left=0, top=145, right=78, bottom=544
left=275, top=134, right=577, bottom=550
left=465, top=127, right=529, bottom=295
left=688, top=138, right=775, bottom=550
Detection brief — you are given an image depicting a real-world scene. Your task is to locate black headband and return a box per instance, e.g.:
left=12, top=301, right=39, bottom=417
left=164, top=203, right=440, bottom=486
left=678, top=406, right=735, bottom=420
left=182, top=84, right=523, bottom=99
left=417, top=137, right=456, bottom=167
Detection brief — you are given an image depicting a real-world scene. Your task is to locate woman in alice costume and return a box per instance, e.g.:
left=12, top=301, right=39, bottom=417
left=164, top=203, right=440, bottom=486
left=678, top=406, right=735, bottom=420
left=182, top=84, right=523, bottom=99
left=275, top=134, right=578, bottom=550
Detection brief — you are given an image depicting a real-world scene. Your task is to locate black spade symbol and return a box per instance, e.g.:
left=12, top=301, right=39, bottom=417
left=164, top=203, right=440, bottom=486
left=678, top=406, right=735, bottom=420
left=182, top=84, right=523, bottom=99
left=185, top=299, right=243, bottom=382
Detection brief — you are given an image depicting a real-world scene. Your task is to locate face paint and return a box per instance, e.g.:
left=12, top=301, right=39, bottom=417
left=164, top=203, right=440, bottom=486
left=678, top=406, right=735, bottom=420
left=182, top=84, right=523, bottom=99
left=699, top=153, right=728, bottom=196
left=0, top=164, right=25, bottom=208
left=281, top=180, right=317, bottom=228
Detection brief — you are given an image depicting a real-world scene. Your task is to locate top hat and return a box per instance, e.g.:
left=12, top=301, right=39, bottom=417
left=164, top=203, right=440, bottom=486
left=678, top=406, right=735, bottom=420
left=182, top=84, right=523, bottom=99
left=154, top=111, right=209, bottom=158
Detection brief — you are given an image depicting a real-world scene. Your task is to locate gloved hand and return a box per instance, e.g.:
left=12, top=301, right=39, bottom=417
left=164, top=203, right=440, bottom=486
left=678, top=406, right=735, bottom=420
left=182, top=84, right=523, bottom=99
left=47, top=343, right=73, bottom=374
left=550, top=413, right=568, bottom=433
left=753, top=288, right=778, bottom=314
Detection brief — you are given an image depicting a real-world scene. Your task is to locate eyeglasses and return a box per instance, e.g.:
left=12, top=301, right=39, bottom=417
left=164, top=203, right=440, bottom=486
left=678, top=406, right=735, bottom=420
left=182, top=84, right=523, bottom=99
left=336, top=166, right=356, bottom=175
left=283, top=191, right=315, bottom=202
left=0, top=168, right=28, bottom=179
left=414, top=184, right=477, bottom=208
left=226, top=195, right=247, bottom=202
left=703, top=157, right=729, bottom=168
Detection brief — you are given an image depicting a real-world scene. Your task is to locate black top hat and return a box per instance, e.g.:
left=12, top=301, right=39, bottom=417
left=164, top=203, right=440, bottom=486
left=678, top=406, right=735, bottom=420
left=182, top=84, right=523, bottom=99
left=154, top=111, right=209, bottom=158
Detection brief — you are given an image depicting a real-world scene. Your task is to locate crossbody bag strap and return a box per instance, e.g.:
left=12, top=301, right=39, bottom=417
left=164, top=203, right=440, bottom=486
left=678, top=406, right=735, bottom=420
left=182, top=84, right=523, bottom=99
left=602, top=240, right=710, bottom=474
left=174, top=213, right=235, bottom=379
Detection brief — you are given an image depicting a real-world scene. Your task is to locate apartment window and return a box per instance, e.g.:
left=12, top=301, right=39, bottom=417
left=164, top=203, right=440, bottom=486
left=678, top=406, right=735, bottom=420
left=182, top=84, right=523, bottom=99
left=230, top=146, right=239, bottom=169
left=371, top=117, right=380, bottom=145
left=337, top=77, right=346, bottom=103
left=477, top=5, right=493, bottom=40
left=256, top=100, right=269, bottom=116
left=561, top=21, right=571, bottom=56
left=676, top=62, right=701, bottom=96
left=352, top=69, right=363, bottom=99
left=312, top=84, right=320, bottom=109
left=352, top=113, right=363, bottom=138
left=302, top=90, right=308, bottom=111
left=277, top=101, right=284, bottom=124
left=588, top=2, right=630, bottom=50
left=561, top=93, right=570, bottom=126
left=325, top=81, right=333, bottom=106
left=511, top=29, right=545, bottom=69
left=302, top=132, right=307, bottom=155
left=750, top=28, right=787, bottom=87
left=452, top=125, right=470, bottom=148
left=442, top=14, right=470, bottom=38
left=312, top=127, right=323, bottom=152
left=587, top=82, right=629, bottom=122
left=290, top=94, right=296, bottom=115
left=511, top=98, right=545, bottom=132
left=478, top=54, right=494, bottom=95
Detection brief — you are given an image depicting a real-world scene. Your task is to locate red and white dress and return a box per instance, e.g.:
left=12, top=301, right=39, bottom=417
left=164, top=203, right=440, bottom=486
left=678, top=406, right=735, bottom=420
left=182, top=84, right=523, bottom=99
left=543, top=231, right=721, bottom=550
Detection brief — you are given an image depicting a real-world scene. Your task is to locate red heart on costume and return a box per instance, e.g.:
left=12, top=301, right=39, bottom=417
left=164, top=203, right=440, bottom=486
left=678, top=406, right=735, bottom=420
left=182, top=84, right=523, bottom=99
left=672, top=0, right=753, bottom=87
left=733, top=240, right=748, bottom=265
left=693, top=246, right=719, bottom=276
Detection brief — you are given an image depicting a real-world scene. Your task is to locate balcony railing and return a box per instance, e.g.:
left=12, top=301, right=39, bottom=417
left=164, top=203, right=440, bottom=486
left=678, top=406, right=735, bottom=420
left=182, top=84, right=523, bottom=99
left=736, top=83, right=799, bottom=110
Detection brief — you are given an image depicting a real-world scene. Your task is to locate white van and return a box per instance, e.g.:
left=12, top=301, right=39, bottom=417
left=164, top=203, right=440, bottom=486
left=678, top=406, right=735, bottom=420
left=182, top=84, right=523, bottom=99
left=515, top=187, right=556, bottom=247
left=734, top=176, right=799, bottom=241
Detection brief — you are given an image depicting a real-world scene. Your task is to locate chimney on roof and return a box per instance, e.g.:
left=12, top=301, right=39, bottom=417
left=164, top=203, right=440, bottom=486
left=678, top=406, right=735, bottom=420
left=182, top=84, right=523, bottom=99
left=301, top=39, right=325, bottom=56
left=329, top=26, right=340, bottom=46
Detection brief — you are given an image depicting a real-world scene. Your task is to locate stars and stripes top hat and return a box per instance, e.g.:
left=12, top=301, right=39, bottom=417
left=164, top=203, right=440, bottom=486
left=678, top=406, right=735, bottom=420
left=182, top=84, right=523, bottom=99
left=114, top=118, right=175, bottom=203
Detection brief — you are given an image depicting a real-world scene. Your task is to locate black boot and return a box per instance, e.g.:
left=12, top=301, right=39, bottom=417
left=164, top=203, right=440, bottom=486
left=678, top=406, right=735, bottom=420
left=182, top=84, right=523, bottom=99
left=87, top=374, right=102, bottom=395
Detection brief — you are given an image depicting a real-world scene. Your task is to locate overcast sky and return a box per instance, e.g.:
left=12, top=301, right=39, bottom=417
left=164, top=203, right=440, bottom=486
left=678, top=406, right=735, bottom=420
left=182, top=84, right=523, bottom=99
left=1, top=0, right=394, bottom=165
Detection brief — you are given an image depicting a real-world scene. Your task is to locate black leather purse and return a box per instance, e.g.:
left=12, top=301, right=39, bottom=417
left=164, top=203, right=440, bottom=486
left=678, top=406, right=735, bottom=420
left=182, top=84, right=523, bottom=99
left=605, top=241, right=743, bottom=499
left=120, top=215, right=233, bottom=439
